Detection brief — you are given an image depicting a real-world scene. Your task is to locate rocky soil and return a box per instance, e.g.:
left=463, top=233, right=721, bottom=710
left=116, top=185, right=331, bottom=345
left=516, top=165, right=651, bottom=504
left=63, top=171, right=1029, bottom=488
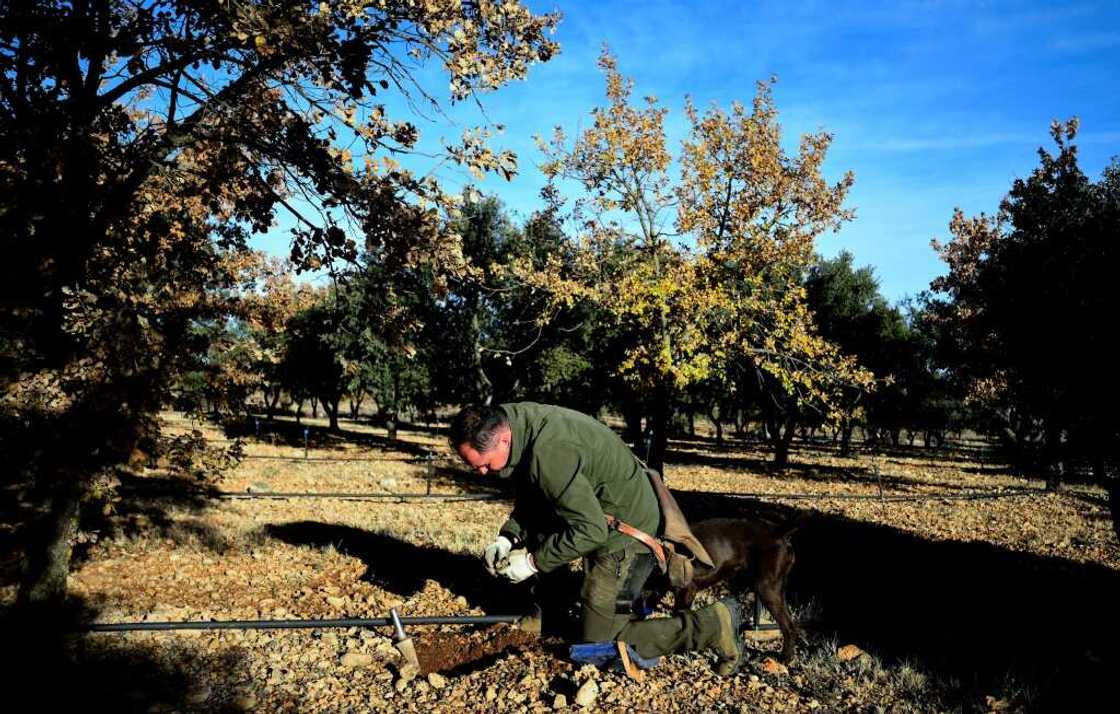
left=3, top=413, right=1116, bottom=712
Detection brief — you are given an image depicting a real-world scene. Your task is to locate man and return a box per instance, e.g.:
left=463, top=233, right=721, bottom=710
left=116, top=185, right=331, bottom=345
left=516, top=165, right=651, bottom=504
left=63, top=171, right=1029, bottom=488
left=449, top=402, right=746, bottom=674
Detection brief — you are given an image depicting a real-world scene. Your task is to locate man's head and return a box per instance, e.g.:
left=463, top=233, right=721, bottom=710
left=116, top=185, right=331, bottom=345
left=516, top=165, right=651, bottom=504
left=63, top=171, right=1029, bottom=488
left=449, top=405, right=511, bottom=475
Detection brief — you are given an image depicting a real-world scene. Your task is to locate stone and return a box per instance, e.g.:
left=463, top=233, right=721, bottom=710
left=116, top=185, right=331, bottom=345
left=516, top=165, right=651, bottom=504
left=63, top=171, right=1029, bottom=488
left=427, top=672, right=447, bottom=689
left=231, top=693, right=257, bottom=711
left=574, top=680, right=599, bottom=707
left=185, top=686, right=212, bottom=704
left=326, top=595, right=347, bottom=608
left=836, top=644, right=866, bottom=662
left=396, top=662, right=420, bottom=683
left=341, top=651, right=373, bottom=669
left=552, top=694, right=568, bottom=709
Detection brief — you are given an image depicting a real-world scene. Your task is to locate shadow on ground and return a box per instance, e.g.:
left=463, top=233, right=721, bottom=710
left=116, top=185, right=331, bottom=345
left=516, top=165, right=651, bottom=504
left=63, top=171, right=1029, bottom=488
left=263, top=521, right=574, bottom=629
left=218, top=414, right=438, bottom=458
left=2, top=600, right=295, bottom=713
left=663, top=445, right=1032, bottom=496
left=674, top=490, right=1120, bottom=711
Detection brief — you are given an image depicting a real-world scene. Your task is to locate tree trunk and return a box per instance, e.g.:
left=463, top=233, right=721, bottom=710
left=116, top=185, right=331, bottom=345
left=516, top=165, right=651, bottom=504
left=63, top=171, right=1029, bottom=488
left=324, top=395, right=340, bottom=432
left=386, top=412, right=398, bottom=441
left=295, top=398, right=304, bottom=425
left=771, top=414, right=797, bottom=469
left=468, top=306, right=493, bottom=405
left=709, top=410, right=723, bottom=448
left=311, top=399, right=319, bottom=418
left=265, top=386, right=280, bottom=420
left=19, top=473, right=84, bottom=606
left=349, top=390, right=365, bottom=420
left=1043, top=424, right=1066, bottom=492
left=839, top=419, right=854, bottom=458
left=1107, top=478, right=1120, bottom=544
left=1093, top=454, right=1107, bottom=483
left=649, top=380, right=670, bottom=475
left=624, top=400, right=644, bottom=447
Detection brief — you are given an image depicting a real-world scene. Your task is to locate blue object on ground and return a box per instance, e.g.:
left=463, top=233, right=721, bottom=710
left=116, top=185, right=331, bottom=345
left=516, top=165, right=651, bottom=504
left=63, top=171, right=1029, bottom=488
left=570, top=641, right=660, bottom=670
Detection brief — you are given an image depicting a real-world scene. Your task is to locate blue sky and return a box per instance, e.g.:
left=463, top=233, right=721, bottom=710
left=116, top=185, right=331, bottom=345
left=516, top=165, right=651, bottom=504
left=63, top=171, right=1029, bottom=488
left=258, top=0, right=1120, bottom=303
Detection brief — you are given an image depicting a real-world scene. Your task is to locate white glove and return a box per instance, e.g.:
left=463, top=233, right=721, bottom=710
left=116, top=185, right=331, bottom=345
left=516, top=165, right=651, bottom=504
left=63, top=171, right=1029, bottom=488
left=497, top=550, right=537, bottom=583
left=483, top=535, right=513, bottom=576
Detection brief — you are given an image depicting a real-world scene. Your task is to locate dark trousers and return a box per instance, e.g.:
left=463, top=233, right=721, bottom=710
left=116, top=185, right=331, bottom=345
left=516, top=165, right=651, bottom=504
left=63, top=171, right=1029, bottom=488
left=579, top=540, right=724, bottom=660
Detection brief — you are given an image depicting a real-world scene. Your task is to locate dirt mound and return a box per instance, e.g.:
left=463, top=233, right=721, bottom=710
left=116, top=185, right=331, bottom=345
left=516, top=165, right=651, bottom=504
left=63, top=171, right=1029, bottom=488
left=414, top=625, right=541, bottom=674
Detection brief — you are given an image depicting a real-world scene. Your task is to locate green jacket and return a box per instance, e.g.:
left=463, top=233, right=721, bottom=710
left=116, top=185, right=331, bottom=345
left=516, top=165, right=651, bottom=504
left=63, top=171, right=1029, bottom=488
left=496, top=402, right=661, bottom=572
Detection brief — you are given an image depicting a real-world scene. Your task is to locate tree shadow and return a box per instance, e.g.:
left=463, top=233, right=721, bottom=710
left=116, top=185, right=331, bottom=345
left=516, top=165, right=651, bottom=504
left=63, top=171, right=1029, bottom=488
left=668, top=431, right=1000, bottom=468
left=665, top=447, right=1037, bottom=496
left=674, top=490, right=1120, bottom=710
left=221, top=416, right=436, bottom=458
left=72, top=470, right=233, bottom=564
left=263, top=521, right=562, bottom=618
left=2, top=598, right=294, bottom=713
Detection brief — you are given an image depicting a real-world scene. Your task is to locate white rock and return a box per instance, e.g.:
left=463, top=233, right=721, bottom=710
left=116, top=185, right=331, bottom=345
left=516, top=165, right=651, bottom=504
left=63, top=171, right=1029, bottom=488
left=427, top=672, right=447, bottom=689
left=574, top=680, right=599, bottom=707
left=341, top=651, right=373, bottom=669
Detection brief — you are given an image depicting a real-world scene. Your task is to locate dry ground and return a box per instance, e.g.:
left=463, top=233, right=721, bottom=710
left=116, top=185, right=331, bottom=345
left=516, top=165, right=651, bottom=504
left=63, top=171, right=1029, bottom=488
left=3, top=412, right=1117, bottom=713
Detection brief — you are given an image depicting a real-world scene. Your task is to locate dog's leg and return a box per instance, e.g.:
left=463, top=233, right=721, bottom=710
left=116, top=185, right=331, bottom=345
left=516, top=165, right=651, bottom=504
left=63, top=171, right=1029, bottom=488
left=778, top=547, right=806, bottom=649
left=755, top=577, right=800, bottom=661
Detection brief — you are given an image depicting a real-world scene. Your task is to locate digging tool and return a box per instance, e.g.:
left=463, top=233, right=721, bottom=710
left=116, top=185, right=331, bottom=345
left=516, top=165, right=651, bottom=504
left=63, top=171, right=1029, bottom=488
left=390, top=607, right=420, bottom=672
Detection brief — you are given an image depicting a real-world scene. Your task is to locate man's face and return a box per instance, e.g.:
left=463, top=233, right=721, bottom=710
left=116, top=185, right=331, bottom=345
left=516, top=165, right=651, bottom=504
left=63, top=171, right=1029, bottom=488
left=456, top=427, right=511, bottom=475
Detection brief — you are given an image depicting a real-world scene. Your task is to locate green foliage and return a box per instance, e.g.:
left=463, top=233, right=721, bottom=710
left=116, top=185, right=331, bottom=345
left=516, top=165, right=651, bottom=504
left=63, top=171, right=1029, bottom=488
left=805, top=252, right=911, bottom=441
left=930, top=120, right=1120, bottom=478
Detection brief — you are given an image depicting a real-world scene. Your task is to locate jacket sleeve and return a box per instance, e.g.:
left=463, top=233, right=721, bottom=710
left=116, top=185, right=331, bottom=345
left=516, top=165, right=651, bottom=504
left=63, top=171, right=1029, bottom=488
left=529, top=445, right=609, bottom=572
left=499, top=513, right=525, bottom=545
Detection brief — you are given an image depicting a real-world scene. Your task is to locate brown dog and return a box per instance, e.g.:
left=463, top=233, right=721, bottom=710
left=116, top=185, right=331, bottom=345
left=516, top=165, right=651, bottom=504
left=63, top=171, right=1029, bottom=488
left=646, top=516, right=804, bottom=660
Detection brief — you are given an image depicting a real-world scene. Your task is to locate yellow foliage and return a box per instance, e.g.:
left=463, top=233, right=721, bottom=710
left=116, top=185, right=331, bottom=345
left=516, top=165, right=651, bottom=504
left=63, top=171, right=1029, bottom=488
left=519, top=49, right=874, bottom=419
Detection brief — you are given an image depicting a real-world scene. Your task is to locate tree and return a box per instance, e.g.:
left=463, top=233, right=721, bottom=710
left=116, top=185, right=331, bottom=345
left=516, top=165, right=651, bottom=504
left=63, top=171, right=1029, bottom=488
left=532, top=51, right=871, bottom=470
left=804, top=251, right=911, bottom=452
left=242, top=256, right=316, bottom=419
left=280, top=291, right=348, bottom=432
left=930, top=119, right=1120, bottom=486
left=0, top=0, right=558, bottom=605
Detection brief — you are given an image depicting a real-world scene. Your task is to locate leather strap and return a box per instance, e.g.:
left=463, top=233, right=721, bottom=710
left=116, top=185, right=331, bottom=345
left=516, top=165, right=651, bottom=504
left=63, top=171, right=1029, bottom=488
left=605, top=514, right=667, bottom=573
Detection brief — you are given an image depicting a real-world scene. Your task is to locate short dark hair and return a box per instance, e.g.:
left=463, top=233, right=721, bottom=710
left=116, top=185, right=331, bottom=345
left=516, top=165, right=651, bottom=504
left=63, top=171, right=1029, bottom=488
left=449, top=405, right=508, bottom=451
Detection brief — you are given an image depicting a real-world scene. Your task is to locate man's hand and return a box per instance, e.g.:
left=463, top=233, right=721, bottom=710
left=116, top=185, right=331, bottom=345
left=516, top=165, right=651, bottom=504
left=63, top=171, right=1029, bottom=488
left=497, top=550, right=537, bottom=583
left=483, top=535, right=513, bottom=576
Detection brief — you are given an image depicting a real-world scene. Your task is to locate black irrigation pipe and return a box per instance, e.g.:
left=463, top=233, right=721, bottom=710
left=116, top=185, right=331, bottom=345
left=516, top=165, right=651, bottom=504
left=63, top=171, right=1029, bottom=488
left=236, top=454, right=441, bottom=463
left=708, top=488, right=1044, bottom=503
left=85, top=614, right=521, bottom=633
left=215, top=491, right=506, bottom=502
left=210, top=488, right=1037, bottom=504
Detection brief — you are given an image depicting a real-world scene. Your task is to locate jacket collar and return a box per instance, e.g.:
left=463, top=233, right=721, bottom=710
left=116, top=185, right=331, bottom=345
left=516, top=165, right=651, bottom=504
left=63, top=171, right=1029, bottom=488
left=498, top=404, right=525, bottom=478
